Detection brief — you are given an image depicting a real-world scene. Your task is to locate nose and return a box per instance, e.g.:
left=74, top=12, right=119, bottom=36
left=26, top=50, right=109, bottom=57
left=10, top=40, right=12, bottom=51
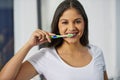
left=68, top=23, right=76, bottom=31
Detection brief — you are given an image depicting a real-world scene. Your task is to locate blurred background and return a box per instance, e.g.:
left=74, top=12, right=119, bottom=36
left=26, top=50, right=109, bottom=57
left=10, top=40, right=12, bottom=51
left=0, top=0, right=120, bottom=80
left=0, top=0, right=14, bottom=71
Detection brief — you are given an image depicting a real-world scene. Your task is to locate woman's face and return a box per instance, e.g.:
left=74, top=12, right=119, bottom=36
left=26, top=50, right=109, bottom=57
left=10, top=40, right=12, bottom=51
left=58, top=8, right=85, bottom=44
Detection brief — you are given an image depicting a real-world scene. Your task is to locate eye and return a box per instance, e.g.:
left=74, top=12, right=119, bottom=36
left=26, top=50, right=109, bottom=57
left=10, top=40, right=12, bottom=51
left=75, top=20, right=81, bottom=24
left=62, top=21, right=68, bottom=24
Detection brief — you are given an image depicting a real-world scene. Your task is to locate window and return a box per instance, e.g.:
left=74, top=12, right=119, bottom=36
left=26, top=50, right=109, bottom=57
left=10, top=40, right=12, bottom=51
left=0, top=0, right=14, bottom=70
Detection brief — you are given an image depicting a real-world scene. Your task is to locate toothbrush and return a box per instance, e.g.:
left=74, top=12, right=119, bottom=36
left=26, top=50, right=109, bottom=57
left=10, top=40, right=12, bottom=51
left=50, top=34, right=74, bottom=39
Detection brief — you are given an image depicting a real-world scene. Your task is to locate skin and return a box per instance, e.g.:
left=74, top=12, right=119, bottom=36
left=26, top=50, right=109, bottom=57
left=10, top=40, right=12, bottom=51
left=58, top=8, right=84, bottom=44
left=0, top=8, right=108, bottom=80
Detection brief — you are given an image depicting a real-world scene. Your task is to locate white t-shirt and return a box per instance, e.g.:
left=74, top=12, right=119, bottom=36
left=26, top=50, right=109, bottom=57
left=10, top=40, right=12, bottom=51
left=27, top=44, right=106, bottom=80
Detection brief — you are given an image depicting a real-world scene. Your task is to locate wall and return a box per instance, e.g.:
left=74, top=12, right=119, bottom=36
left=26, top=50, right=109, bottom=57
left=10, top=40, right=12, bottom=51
left=41, top=0, right=63, bottom=31
left=14, top=0, right=38, bottom=58
left=116, top=0, right=120, bottom=79
left=14, top=0, right=40, bottom=80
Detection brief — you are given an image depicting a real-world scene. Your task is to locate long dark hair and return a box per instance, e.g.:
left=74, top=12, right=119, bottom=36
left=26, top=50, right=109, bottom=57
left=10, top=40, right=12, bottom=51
left=47, top=0, right=89, bottom=48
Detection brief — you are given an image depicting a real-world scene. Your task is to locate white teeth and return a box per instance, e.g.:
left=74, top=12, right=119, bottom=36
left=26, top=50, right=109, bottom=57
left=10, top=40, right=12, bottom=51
left=73, top=33, right=76, bottom=35
left=68, top=33, right=76, bottom=37
left=67, top=33, right=77, bottom=36
left=72, top=33, right=76, bottom=35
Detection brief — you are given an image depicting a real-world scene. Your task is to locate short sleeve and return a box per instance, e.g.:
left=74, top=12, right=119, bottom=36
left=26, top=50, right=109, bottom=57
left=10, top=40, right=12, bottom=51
left=96, top=49, right=106, bottom=71
left=90, top=44, right=106, bottom=71
left=27, top=49, right=47, bottom=74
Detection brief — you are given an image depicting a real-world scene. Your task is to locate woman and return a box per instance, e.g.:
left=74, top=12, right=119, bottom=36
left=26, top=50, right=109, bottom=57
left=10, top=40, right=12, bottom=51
left=0, top=0, right=108, bottom=80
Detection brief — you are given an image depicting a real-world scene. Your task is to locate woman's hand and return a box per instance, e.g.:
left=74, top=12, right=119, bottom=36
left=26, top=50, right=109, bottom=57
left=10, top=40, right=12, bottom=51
left=27, top=29, right=55, bottom=47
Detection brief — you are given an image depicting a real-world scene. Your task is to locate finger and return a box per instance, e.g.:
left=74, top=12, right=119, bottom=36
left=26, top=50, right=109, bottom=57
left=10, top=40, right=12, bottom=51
left=39, top=39, right=48, bottom=45
left=41, top=31, right=51, bottom=43
left=34, top=32, right=42, bottom=40
left=32, top=33, right=41, bottom=45
left=36, top=30, right=46, bottom=41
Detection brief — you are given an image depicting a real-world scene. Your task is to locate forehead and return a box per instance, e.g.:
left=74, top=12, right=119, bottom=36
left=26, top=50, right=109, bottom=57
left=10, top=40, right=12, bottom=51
left=60, top=8, right=82, bottom=20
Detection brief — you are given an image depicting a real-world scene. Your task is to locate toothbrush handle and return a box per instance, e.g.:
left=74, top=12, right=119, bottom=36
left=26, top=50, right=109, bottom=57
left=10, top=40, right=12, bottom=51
left=50, top=35, right=61, bottom=39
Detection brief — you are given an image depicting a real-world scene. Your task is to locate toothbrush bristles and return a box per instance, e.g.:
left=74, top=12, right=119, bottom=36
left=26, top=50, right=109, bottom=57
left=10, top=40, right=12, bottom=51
left=67, top=34, right=74, bottom=38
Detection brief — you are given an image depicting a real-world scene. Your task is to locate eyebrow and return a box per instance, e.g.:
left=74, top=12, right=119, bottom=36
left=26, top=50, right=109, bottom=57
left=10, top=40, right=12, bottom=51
left=74, top=18, right=82, bottom=21
left=59, top=18, right=82, bottom=21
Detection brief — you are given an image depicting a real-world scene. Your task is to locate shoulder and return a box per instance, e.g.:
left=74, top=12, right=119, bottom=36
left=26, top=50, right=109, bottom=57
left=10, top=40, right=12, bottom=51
left=88, top=44, right=106, bottom=71
left=28, top=47, right=55, bottom=61
left=37, top=47, right=55, bottom=55
left=27, top=47, right=55, bottom=74
left=89, top=44, right=103, bottom=53
left=39, top=47, right=54, bottom=52
left=88, top=44, right=104, bottom=58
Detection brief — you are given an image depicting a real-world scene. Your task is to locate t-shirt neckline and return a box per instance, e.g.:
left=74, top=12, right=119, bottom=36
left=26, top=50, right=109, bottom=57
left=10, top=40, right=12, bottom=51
left=52, top=47, right=94, bottom=69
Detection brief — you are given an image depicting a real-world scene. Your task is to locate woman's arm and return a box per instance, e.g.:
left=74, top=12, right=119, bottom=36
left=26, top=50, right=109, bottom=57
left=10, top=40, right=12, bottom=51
left=15, top=61, right=38, bottom=80
left=104, top=71, right=108, bottom=80
left=0, top=29, right=53, bottom=80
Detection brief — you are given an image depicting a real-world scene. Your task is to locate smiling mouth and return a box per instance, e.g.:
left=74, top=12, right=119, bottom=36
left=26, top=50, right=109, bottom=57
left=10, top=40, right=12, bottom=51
left=66, top=32, right=78, bottom=37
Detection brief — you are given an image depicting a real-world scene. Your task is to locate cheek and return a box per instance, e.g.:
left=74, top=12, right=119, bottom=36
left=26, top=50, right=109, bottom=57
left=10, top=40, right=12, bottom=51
left=59, top=28, right=66, bottom=34
left=80, top=23, right=85, bottom=31
left=58, top=25, right=66, bottom=34
left=78, top=24, right=84, bottom=31
left=78, top=25, right=85, bottom=35
left=82, top=27, right=85, bottom=32
left=58, top=23, right=62, bottom=34
left=81, top=27, right=85, bottom=35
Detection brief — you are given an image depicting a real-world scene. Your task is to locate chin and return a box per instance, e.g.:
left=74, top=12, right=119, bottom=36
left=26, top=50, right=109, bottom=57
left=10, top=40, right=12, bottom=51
left=64, top=37, right=80, bottom=44
left=66, top=39, right=79, bottom=44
